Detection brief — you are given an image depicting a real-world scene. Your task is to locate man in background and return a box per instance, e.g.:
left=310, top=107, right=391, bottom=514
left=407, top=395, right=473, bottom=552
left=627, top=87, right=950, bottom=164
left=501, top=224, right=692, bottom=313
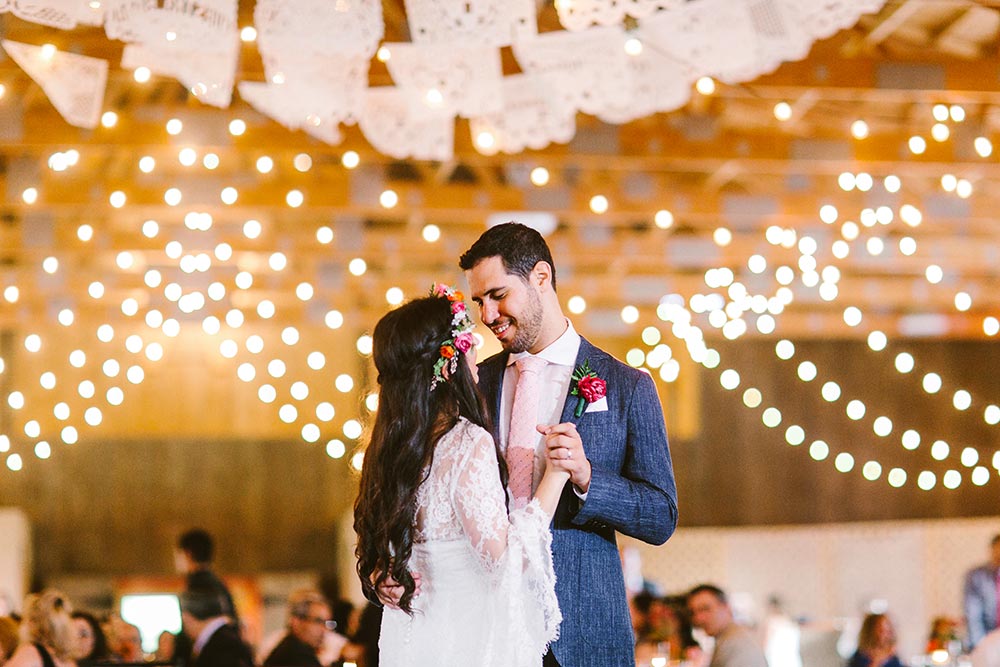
left=263, top=590, right=345, bottom=667
left=174, top=528, right=237, bottom=666
left=176, top=529, right=237, bottom=621
left=965, top=534, right=1000, bottom=650
left=687, top=584, right=768, bottom=667
left=180, top=588, right=251, bottom=667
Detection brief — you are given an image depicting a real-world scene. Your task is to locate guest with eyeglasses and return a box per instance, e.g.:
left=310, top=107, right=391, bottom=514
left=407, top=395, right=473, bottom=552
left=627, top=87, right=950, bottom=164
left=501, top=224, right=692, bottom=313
left=5, top=589, right=78, bottom=667
left=264, top=590, right=343, bottom=667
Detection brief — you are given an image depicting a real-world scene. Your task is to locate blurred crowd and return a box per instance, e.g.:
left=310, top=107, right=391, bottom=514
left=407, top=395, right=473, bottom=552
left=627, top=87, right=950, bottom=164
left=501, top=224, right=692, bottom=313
left=0, top=529, right=381, bottom=667
left=2, top=530, right=998, bottom=667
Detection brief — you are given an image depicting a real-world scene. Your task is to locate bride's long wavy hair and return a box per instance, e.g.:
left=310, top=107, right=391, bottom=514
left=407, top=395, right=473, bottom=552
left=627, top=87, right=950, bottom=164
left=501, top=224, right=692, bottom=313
left=354, top=295, right=504, bottom=614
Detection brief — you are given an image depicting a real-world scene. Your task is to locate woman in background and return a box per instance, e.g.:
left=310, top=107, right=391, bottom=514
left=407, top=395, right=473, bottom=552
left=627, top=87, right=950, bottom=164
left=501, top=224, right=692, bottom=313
left=69, top=612, right=107, bottom=666
left=847, top=613, right=904, bottom=667
left=5, top=590, right=77, bottom=667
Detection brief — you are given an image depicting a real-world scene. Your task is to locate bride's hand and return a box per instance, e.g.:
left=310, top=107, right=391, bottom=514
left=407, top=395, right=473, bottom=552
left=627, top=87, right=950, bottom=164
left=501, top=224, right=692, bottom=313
left=375, top=571, right=422, bottom=608
left=542, top=452, right=571, bottom=480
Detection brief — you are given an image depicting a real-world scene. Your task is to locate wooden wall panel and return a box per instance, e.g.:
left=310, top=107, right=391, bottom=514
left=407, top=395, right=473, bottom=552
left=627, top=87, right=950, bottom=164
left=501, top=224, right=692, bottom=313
left=1, top=339, right=997, bottom=582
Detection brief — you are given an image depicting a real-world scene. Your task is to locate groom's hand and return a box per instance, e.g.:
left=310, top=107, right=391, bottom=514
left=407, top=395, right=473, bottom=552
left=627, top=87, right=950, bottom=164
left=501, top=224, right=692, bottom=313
left=375, top=571, right=422, bottom=608
left=539, top=422, right=592, bottom=492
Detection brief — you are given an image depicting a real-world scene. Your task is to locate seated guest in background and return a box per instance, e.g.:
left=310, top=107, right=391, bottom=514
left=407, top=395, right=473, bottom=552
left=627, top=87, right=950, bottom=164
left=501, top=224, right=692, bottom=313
left=972, top=627, right=1000, bottom=667
left=0, top=615, right=19, bottom=664
left=687, top=584, right=767, bottom=667
left=965, top=534, right=1000, bottom=650
left=926, top=616, right=960, bottom=654
left=263, top=590, right=339, bottom=667
left=179, top=589, right=251, bottom=667
left=847, top=613, right=904, bottom=667
left=5, top=589, right=77, bottom=667
left=69, top=612, right=107, bottom=666
left=636, top=595, right=701, bottom=663
left=323, top=599, right=354, bottom=665
left=630, top=591, right=655, bottom=639
left=105, top=617, right=143, bottom=663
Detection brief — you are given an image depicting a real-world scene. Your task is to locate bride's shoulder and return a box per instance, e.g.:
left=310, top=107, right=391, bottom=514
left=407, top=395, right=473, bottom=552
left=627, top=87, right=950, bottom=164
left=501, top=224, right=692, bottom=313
left=457, top=416, right=492, bottom=438
left=446, top=418, right=493, bottom=452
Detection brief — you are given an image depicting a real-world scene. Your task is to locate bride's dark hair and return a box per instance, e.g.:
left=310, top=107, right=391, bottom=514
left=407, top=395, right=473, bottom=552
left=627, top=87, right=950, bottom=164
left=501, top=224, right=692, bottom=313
left=354, top=295, right=503, bottom=614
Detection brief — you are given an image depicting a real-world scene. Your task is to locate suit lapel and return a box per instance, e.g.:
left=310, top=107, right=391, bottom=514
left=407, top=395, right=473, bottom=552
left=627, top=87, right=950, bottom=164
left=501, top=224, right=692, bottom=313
left=483, top=337, right=603, bottom=432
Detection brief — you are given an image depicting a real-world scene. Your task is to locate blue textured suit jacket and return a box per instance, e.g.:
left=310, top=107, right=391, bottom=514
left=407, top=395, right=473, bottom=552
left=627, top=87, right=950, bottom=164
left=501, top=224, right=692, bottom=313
left=965, top=563, right=999, bottom=648
left=479, top=336, right=678, bottom=666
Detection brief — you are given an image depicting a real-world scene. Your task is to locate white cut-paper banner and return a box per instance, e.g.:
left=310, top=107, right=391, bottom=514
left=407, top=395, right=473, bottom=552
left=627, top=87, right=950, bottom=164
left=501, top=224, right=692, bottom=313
left=469, top=73, right=575, bottom=154
left=238, top=82, right=344, bottom=145
left=384, top=42, right=503, bottom=118
left=556, top=0, right=683, bottom=31
left=0, top=0, right=103, bottom=29
left=254, top=0, right=384, bottom=59
left=360, top=86, right=455, bottom=162
left=1, top=40, right=107, bottom=129
left=123, top=42, right=239, bottom=108
left=403, top=0, right=536, bottom=46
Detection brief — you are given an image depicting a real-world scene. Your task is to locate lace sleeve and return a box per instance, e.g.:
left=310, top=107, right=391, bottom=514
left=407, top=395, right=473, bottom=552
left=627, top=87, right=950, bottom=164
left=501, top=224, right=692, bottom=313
left=452, top=425, right=513, bottom=572
left=451, top=423, right=562, bottom=661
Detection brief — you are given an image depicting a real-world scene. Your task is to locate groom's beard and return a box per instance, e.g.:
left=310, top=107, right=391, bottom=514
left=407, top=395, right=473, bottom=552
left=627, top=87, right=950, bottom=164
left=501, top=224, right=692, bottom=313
left=502, top=289, right=544, bottom=354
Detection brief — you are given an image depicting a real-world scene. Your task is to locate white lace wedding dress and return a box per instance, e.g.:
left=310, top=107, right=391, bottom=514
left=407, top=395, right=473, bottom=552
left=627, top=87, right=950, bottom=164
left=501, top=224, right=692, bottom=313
left=379, top=417, right=562, bottom=666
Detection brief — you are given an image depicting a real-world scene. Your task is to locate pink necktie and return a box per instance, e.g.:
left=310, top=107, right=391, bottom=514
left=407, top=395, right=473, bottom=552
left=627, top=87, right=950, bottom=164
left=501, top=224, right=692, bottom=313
left=506, top=356, right=548, bottom=510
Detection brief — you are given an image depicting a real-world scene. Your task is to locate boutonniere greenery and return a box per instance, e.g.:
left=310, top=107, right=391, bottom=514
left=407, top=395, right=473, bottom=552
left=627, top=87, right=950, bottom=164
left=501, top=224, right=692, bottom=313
left=570, top=360, right=607, bottom=417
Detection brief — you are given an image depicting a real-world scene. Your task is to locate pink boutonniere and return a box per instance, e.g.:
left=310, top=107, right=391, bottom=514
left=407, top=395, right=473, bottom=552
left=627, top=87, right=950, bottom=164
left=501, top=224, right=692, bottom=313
left=570, top=360, right=607, bottom=417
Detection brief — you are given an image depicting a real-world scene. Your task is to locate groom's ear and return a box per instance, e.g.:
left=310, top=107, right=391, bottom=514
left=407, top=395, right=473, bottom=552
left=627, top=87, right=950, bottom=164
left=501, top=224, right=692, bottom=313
left=531, top=261, right=553, bottom=289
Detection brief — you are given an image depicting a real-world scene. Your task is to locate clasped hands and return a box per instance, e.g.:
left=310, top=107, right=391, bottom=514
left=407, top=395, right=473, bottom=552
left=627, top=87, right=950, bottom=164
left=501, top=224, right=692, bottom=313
left=538, top=421, right=591, bottom=493
left=377, top=422, right=590, bottom=608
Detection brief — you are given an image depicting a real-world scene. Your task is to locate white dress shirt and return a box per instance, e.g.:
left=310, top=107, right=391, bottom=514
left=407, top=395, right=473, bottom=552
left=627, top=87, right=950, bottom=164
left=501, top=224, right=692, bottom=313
left=500, top=320, right=581, bottom=494
left=192, top=616, right=229, bottom=657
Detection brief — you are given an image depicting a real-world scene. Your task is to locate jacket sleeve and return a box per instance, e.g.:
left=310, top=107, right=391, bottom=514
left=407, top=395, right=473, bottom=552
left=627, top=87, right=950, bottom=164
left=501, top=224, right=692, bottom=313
left=965, top=568, right=987, bottom=647
left=570, top=370, right=678, bottom=545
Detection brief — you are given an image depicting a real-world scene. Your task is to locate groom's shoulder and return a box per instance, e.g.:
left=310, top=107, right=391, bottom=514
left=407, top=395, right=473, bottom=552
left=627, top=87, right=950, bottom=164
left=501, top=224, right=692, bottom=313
left=581, top=338, right=642, bottom=381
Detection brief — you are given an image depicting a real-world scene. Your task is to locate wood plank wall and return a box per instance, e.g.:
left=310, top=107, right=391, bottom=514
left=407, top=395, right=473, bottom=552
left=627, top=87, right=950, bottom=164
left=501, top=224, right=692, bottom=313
left=0, top=338, right=997, bottom=581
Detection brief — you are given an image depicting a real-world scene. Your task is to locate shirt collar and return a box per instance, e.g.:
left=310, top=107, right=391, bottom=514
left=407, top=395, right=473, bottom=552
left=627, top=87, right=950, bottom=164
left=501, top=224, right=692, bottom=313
left=507, top=319, right=580, bottom=367
left=193, top=616, right=229, bottom=656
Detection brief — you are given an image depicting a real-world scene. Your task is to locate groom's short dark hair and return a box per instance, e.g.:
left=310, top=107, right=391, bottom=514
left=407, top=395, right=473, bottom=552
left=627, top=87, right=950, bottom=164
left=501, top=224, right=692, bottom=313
left=459, top=222, right=557, bottom=290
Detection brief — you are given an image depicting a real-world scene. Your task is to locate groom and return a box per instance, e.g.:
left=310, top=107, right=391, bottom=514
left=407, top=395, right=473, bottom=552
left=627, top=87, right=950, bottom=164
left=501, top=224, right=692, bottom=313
left=460, top=222, right=678, bottom=666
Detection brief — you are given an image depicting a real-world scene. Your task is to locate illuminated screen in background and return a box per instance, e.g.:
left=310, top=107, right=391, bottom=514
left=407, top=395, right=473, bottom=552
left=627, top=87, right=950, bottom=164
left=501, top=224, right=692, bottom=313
left=120, top=594, right=183, bottom=654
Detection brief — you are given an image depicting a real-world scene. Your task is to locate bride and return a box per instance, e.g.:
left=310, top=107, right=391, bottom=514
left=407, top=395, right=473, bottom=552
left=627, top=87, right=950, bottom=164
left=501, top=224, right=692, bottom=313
left=354, top=285, right=566, bottom=666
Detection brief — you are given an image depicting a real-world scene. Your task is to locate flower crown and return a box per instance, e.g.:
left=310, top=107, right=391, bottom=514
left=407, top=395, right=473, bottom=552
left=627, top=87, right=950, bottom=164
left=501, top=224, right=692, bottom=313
left=430, top=283, right=477, bottom=390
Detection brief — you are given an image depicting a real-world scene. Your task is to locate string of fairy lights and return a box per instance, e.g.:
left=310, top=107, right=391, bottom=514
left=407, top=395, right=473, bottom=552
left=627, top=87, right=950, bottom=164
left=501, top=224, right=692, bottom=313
left=0, top=122, right=394, bottom=471
left=1, top=76, right=997, bottom=485
left=621, top=103, right=999, bottom=490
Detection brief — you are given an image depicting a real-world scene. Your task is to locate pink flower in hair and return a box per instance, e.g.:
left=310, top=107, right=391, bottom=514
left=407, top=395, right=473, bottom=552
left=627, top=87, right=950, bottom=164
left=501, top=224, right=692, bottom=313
left=454, top=331, right=475, bottom=353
